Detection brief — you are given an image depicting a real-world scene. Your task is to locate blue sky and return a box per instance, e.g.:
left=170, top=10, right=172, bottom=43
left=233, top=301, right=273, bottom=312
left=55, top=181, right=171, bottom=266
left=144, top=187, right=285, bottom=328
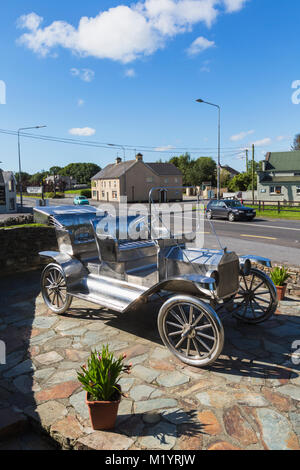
left=0, top=0, right=299, bottom=174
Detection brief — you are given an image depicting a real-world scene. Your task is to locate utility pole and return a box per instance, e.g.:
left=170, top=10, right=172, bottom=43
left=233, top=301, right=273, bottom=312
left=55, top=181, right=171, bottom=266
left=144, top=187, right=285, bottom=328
left=252, top=144, right=255, bottom=204
left=246, top=149, right=249, bottom=173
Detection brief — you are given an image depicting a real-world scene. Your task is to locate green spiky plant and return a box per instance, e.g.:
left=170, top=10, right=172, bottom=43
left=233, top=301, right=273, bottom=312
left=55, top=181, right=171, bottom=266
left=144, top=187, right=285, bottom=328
left=270, top=267, right=290, bottom=287
left=77, top=345, right=132, bottom=402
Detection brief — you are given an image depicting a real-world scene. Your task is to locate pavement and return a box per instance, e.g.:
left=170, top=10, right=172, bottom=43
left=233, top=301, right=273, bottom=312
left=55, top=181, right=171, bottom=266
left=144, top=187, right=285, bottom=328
left=0, top=270, right=300, bottom=450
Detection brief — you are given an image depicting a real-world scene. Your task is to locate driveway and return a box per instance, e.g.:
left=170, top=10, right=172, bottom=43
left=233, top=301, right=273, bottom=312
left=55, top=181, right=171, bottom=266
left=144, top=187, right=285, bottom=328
left=0, top=270, right=299, bottom=450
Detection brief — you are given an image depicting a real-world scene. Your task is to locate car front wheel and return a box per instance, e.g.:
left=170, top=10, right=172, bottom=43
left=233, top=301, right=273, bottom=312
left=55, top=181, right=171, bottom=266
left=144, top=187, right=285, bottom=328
left=228, top=212, right=235, bottom=222
left=206, top=210, right=213, bottom=220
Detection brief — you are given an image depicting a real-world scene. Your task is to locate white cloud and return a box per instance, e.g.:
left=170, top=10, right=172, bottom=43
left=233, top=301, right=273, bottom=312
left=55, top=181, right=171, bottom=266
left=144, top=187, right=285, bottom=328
left=223, top=0, right=248, bottom=13
left=77, top=99, right=85, bottom=107
left=17, top=12, right=43, bottom=31
left=125, top=68, right=136, bottom=77
left=71, top=68, right=95, bottom=82
left=230, top=129, right=254, bottom=142
left=187, top=36, right=215, bottom=56
left=155, top=145, right=175, bottom=151
left=252, top=137, right=271, bottom=147
left=16, top=1, right=249, bottom=63
left=276, top=135, right=290, bottom=142
left=69, top=127, right=96, bottom=136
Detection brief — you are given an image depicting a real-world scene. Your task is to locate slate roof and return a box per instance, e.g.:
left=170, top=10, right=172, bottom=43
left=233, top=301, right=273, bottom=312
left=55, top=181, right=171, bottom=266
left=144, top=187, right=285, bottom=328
left=265, top=151, right=300, bottom=172
left=145, top=163, right=182, bottom=176
left=220, top=165, right=239, bottom=176
left=91, top=160, right=136, bottom=180
left=0, top=170, right=14, bottom=185
left=92, top=160, right=182, bottom=180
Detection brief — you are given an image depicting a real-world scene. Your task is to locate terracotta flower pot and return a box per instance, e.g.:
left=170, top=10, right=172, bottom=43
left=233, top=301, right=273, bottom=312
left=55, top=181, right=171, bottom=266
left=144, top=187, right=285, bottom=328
left=276, top=284, right=287, bottom=301
left=86, top=388, right=122, bottom=431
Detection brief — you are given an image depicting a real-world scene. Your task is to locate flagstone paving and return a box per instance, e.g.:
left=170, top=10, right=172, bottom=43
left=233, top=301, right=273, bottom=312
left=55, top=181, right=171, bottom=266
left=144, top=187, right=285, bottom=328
left=0, top=286, right=299, bottom=451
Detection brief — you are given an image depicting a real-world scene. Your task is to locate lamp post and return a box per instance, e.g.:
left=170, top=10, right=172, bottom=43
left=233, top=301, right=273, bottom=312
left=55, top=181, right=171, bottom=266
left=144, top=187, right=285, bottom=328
left=18, top=125, right=47, bottom=208
left=196, top=99, right=221, bottom=200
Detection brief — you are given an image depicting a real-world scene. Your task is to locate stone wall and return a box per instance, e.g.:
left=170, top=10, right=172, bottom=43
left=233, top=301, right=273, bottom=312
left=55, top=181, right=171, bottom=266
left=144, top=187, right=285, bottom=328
left=0, top=226, right=58, bottom=276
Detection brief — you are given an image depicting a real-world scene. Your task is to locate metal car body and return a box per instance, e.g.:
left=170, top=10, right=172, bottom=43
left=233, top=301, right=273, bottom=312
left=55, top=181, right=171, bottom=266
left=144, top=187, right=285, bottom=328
left=34, top=196, right=277, bottom=368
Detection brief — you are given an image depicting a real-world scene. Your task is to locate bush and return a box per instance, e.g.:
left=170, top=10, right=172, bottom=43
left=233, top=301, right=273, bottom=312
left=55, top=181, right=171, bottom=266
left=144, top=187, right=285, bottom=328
left=80, top=189, right=91, bottom=198
left=44, top=192, right=65, bottom=199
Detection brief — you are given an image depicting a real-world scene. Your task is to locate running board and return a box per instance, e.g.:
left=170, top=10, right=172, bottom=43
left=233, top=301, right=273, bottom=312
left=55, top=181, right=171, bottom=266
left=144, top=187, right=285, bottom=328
left=69, top=274, right=147, bottom=313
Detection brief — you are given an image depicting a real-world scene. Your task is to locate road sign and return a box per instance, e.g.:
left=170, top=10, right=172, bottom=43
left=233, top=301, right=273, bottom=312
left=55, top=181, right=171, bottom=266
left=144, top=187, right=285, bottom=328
left=27, top=187, right=43, bottom=194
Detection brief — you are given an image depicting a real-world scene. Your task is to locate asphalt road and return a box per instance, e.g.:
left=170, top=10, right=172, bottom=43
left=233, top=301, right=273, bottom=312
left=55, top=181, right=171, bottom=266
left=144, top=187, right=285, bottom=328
left=18, top=196, right=300, bottom=265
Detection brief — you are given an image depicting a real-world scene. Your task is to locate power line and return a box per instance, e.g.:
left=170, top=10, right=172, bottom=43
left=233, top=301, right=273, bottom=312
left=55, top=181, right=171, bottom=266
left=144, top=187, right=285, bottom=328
left=0, top=128, right=246, bottom=155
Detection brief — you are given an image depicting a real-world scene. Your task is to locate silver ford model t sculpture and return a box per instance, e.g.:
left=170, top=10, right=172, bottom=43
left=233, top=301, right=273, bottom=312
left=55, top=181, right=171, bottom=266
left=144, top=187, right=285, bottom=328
left=34, top=189, right=278, bottom=368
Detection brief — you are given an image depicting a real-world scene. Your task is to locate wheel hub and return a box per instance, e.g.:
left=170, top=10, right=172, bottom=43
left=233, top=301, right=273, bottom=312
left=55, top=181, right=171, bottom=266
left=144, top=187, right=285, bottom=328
left=182, top=324, right=196, bottom=339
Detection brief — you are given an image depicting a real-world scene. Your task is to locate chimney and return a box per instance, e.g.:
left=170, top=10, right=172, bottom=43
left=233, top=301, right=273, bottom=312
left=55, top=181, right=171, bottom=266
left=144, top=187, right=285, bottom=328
left=136, top=153, right=143, bottom=161
left=115, top=157, right=122, bottom=165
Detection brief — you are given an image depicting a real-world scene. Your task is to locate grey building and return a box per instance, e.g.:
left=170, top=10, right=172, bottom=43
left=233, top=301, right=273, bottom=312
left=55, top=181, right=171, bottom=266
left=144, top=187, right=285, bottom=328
left=257, top=151, right=300, bottom=202
left=0, top=169, right=17, bottom=214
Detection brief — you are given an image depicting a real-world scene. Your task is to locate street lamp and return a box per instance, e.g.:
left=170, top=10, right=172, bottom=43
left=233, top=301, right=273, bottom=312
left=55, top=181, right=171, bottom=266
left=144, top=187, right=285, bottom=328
left=196, top=99, right=221, bottom=200
left=18, top=125, right=47, bottom=208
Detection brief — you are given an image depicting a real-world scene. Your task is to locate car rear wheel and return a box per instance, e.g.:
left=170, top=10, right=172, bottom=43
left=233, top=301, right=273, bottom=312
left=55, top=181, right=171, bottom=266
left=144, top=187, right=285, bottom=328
left=158, top=296, right=224, bottom=367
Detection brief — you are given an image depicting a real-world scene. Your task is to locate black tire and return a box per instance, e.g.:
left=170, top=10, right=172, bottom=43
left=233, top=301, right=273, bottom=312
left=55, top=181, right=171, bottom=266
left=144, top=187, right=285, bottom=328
left=228, top=212, right=235, bottom=222
left=158, top=296, right=224, bottom=367
left=227, top=268, right=278, bottom=324
left=206, top=210, right=213, bottom=220
left=41, top=264, right=73, bottom=314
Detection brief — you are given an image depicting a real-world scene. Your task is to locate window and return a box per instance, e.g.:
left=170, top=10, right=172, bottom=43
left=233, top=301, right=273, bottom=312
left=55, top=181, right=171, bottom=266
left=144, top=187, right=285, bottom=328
left=0, top=187, right=5, bottom=206
left=92, top=191, right=97, bottom=198
left=164, top=178, right=169, bottom=184
left=112, top=191, right=118, bottom=199
left=102, top=191, right=105, bottom=198
left=8, top=180, right=15, bottom=192
left=9, top=198, right=15, bottom=211
left=296, top=186, right=300, bottom=194
left=174, top=178, right=178, bottom=184
left=146, top=177, right=153, bottom=183
left=270, top=186, right=282, bottom=194
left=114, top=180, right=117, bottom=187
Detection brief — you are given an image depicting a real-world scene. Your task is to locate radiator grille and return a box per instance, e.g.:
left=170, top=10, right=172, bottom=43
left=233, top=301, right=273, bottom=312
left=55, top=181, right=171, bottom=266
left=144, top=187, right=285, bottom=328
left=217, top=258, right=240, bottom=299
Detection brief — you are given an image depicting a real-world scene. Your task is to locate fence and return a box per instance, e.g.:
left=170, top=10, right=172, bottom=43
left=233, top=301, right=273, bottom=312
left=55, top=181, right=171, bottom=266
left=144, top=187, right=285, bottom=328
left=243, top=200, right=300, bottom=214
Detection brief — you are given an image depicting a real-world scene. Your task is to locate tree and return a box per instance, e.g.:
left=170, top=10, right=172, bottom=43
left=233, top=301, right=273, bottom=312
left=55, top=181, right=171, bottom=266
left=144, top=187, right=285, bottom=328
left=228, top=173, right=252, bottom=192
left=60, top=163, right=101, bottom=185
left=291, top=134, right=300, bottom=151
left=49, top=166, right=63, bottom=176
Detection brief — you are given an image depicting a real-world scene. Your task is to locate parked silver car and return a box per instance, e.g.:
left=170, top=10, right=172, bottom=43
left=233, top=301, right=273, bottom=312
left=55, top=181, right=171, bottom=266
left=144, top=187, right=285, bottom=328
left=34, top=198, right=277, bottom=368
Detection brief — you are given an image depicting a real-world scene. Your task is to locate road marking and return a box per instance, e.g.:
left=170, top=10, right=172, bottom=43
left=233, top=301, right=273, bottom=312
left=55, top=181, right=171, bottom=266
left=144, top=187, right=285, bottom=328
left=240, top=234, right=277, bottom=240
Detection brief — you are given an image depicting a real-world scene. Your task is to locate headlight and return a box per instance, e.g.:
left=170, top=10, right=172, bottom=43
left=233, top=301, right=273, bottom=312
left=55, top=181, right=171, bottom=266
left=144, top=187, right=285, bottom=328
left=207, top=270, right=219, bottom=287
left=240, top=259, right=251, bottom=276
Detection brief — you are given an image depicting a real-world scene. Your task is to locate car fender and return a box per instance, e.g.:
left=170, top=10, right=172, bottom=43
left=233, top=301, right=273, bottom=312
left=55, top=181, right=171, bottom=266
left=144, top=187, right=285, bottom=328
left=39, top=251, right=86, bottom=289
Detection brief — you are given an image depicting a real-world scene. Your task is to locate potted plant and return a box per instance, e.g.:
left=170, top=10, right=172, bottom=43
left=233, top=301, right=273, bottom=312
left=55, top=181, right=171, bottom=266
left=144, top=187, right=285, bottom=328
left=77, top=345, right=132, bottom=430
left=270, top=266, right=291, bottom=301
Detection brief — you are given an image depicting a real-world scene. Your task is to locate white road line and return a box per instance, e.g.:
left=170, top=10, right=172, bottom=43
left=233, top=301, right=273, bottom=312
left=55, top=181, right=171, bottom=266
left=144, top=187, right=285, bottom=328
left=173, top=213, right=300, bottom=232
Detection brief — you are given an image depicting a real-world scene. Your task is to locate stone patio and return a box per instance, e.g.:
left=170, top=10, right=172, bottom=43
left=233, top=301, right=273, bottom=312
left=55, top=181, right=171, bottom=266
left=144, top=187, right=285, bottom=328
left=0, top=271, right=299, bottom=450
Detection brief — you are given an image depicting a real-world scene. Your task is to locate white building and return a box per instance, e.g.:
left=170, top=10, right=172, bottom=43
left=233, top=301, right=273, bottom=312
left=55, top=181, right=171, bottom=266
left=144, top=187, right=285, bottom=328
left=0, top=169, right=17, bottom=214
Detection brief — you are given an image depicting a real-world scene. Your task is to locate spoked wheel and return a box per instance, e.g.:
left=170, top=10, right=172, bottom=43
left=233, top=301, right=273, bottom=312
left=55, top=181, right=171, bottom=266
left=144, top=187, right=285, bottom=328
left=206, top=210, right=213, bottom=220
left=158, top=296, right=224, bottom=367
left=229, top=268, right=278, bottom=324
left=41, top=264, right=72, bottom=314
